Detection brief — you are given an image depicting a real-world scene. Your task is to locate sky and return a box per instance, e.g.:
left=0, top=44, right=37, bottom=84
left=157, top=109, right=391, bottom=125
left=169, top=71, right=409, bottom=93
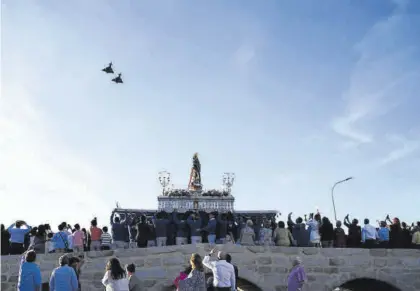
left=1, top=0, right=420, bottom=230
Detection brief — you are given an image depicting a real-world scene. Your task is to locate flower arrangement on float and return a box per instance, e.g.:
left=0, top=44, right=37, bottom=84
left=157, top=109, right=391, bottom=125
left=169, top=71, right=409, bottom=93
left=165, top=188, right=229, bottom=197
left=202, top=189, right=229, bottom=197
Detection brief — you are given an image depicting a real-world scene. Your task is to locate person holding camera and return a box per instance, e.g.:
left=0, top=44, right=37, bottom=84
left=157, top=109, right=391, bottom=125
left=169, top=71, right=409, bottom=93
left=89, top=218, right=103, bottom=251
left=8, top=220, right=32, bottom=255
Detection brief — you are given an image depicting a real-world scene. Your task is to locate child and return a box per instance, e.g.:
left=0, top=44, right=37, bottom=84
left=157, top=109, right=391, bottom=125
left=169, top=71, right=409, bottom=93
left=174, top=265, right=191, bottom=289
left=46, top=233, right=55, bottom=254
left=100, top=226, right=112, bottom=250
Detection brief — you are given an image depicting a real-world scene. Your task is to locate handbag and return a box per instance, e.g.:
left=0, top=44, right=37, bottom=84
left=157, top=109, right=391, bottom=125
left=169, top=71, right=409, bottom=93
left=58, top=232, right=69, bottom=251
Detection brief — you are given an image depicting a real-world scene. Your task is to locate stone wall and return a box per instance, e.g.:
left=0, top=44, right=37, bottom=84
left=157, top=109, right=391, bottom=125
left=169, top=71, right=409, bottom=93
left=2, top=244, right=420, bottom=291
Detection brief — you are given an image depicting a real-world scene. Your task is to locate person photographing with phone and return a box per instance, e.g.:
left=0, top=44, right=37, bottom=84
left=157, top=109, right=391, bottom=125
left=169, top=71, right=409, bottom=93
left=202, top=248, right=236, bottom=291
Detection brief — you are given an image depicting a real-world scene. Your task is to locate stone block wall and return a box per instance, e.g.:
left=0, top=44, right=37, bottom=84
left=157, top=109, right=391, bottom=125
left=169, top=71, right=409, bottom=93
left=1, top=245, right=420, bottom=291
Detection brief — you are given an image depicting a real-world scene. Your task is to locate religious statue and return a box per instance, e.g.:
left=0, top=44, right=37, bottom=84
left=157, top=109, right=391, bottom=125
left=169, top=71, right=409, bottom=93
left=189, top=153, right=202, bottom=191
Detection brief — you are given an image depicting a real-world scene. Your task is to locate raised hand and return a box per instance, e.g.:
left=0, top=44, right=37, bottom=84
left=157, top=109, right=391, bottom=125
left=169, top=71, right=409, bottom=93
left=288, top=212, right=293, bottom=216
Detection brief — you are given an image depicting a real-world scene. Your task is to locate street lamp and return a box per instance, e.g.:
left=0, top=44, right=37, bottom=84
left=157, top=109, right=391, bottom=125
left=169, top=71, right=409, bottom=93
left=158, top=171, right=171, bottom=196
left=331, top=177, right=353, bottom=221
left=222, top=172, right=235, bottom=194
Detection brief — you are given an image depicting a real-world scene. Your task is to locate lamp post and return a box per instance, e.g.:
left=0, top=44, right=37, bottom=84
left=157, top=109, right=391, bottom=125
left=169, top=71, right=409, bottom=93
left=331, top=177, right=353, bottom=221
left=222, top=172, right=235, bottom=194
left=158, top=171, right=171, bottom=196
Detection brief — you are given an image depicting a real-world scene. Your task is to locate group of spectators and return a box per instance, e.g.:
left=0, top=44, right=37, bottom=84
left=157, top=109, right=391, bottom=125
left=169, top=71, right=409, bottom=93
left=283, top=213, right=420, bottom=249
left=1, top=218, right=115, bottom=256
left=2, top=211, right=420, bottom=258
left=4, top=211, right=419, bottom=291
left=16, top=248, right=146, bottom=291
left=16, top=245, right=304, bottom=291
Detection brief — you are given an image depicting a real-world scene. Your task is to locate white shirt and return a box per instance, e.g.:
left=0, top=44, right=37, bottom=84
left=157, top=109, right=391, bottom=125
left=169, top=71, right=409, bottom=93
left=203, top=256, right=235, bottom=290
left=67, top=234, right=74, bottom=249
left=102, top=271, right=129, bottom=291
left=46, top=241, right=54, bottom=253
left=362, top=224, right=379, bottom=241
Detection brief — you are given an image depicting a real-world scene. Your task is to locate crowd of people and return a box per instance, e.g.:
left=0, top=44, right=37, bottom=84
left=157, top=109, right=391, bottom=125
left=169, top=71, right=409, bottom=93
left=2, top=211, right=419, bottom=256
left=15, top=246, right=263, bottom=291
left=1, top=211, right=419, bottom=291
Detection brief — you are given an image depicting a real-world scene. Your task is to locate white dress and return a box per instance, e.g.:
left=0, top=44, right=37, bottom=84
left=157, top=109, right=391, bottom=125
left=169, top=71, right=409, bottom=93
left=102, top=270, right=130, bottom=291
left=307, top=219, right=320, bottom=244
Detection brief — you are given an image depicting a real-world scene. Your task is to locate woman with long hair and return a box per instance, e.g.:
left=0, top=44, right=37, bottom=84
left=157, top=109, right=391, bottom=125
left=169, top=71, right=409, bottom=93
left=178, top=253, right=206, bottom=291
left=319, top=217, right=334, bottom=248
left=102, top=258, right=129, bottom=291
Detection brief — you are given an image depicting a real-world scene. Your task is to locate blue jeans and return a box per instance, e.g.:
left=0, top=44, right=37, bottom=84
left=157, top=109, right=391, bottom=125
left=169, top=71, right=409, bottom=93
left=208, top=234, right=216, bottom=244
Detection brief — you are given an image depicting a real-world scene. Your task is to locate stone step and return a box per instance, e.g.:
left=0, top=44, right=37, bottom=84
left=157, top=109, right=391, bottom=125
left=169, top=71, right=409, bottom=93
left=238, top=285, right=261, bottom=291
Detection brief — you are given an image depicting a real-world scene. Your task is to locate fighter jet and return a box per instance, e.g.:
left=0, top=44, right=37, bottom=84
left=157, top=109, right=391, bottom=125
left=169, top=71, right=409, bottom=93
left=112, top=73, right=123, bottom=84
left=102, top=62, right=114, bottom=74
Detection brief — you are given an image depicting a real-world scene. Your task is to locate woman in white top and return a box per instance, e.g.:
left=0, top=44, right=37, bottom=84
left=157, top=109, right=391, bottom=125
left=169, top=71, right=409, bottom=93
left=306, top=213, right=321, bottom=247
left=102, top=258, right=129, bottom=291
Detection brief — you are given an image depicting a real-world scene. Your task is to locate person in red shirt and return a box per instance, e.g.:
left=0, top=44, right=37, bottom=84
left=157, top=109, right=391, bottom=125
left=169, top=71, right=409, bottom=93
left=89, top=218, right=102, bottom=251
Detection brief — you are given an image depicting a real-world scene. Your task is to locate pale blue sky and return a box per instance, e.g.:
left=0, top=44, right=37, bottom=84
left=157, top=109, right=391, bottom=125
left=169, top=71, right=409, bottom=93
left=1, top=0, right=419, bottom=229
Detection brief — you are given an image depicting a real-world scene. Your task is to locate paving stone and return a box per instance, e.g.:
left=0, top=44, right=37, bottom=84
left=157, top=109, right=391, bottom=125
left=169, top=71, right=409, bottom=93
left=136, top=267, right=167, bottom=279
left=257, top=266, right=272, bottom=273
left=302, top=247, right=319, bottom=255
left=257, top=256, right=272, bottom=265
left=329, top=257, right=346, bottom=266
left=369, top=249, right=388, bottom=257
left=162, top=255, right=185, bottom=266
left=374, top=258, right=387, bottom=268
left=145, top=258, right=162, bottom=267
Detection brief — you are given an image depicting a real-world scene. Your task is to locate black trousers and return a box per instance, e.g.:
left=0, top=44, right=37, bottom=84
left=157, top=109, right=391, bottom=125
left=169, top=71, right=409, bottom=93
left=10, top=242, right=24, bottom=255
left=378, top=241, right=389, bottom=248
left=215, top=288, right=231, bottom=291
left=363, top=239, right=376, bottom=249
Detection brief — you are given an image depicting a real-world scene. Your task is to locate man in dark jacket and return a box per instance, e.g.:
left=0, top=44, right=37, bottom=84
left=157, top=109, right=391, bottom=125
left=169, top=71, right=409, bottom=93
left=199, top=212, right=217, bottom=245
left=1, top=224, right=10, bottom=255
left=344, top=214, right=361, bottom=248
left=136, top=216, right=150, bottom=248
left=217, top=213, right=228, bottom=244
left=153, top=211, right=170, bottom=247
left=112, top=217, right=129, bottom=249
left=172, top=210, right=188, bottom=245
left=187, top=212, right=202, bottom=244
left=288, top=213, right=310, bottom=247
left=226, top=254, right=238, bottom=288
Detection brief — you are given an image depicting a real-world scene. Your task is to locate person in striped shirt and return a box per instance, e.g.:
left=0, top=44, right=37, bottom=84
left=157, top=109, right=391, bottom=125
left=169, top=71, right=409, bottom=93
left=101, top=227, right=113, bottom=250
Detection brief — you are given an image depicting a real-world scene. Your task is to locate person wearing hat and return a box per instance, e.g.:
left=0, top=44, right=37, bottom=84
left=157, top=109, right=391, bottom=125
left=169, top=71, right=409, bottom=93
left=203, top=249, right=236, bottom=291
left=49, top=255, right=79, bottom=291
